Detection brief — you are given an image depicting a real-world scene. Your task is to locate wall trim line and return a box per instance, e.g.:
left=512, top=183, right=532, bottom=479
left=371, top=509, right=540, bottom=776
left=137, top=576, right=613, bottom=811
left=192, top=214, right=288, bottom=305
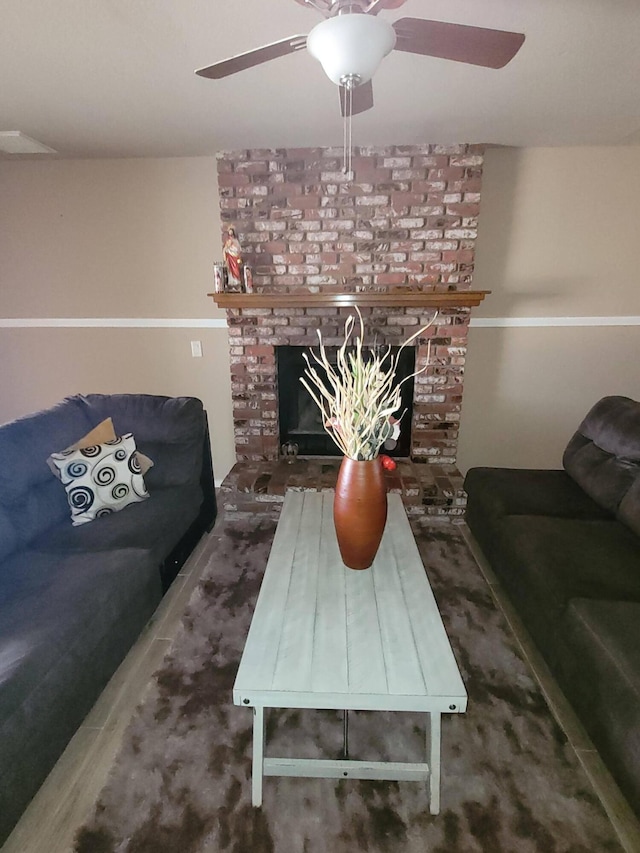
left=0, top=318, right=227, bottom=328
left=470, top=316, right=640, bottom=328
left=0, top=316, right=639, bottom=329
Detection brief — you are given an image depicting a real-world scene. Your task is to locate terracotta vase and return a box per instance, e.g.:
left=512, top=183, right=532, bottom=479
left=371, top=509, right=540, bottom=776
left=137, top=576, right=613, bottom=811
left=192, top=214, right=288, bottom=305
left=333, top=457, right=388, bottom=570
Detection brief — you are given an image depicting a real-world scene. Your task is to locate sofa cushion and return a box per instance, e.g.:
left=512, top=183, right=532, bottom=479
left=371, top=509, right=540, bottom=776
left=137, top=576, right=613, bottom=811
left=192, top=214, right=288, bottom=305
left=619, top=477, right=640, bottom=538
left=0, top=547, right=162, bottom=842
left=33, top=484, right=203, bottom=564
left=484, top=515, right=640, bottom=659
left=0, top=396, right=94, bottom=503
left=50, top=434, right=149, bottom=526
left=563, top=395, right=640, bottom=518
left=0, top=547, right=160, bottom=728
left=0, top=507, right=19, bottom=563
left=463, top=467, right=612, bottom=578
left=0, top=396, right=95, bottom=547
left=83, top=394, right=205, bottom=489
left=554, top=599, right=640, bottom=815
left=464, top=467, right=611, bottom=521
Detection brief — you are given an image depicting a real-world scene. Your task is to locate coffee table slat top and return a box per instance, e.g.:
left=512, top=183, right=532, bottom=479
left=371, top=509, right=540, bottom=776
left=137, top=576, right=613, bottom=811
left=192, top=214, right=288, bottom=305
left=234, top=491, right=467, bottom=713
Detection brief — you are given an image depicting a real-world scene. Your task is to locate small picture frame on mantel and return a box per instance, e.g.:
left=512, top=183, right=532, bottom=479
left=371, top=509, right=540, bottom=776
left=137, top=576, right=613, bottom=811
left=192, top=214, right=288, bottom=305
left=243, top=265, right=254, bottom=294
left=213, top=262, right=226, bottom=293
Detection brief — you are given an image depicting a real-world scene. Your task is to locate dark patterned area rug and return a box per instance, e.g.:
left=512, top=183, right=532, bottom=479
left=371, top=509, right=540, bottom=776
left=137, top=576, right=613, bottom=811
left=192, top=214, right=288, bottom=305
left=75, top=518, right=622, bottom=853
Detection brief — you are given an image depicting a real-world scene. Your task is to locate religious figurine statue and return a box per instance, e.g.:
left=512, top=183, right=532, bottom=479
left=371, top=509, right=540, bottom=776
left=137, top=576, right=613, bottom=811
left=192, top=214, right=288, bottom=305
left=223, top=226, right=243, bottom=289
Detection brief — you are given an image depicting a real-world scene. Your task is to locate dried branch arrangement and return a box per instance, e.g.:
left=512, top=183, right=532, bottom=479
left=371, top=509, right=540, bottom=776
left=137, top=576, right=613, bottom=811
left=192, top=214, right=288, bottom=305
left=300, top=308, right=437, bottom=460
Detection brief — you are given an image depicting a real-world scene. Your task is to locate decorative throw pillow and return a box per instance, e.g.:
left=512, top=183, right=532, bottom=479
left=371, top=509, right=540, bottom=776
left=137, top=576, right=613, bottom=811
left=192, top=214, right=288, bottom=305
left=50, top=434, right=149, bottom=526
left=47, top=417, right=153, bottom=478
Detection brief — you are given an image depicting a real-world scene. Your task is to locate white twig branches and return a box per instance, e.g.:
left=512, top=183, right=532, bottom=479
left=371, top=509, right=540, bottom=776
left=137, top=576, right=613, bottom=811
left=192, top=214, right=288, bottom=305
left=300, top=308, right=438, bottom=460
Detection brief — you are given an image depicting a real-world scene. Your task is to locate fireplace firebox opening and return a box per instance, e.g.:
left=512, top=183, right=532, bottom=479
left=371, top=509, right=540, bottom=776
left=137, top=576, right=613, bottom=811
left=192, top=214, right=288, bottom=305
left=277, top=345, right=416, bottom=458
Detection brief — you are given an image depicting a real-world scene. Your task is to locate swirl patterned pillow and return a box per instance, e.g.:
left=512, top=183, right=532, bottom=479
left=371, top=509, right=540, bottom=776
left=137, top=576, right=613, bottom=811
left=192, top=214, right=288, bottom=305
left=50, top=433, right=149, bottom=526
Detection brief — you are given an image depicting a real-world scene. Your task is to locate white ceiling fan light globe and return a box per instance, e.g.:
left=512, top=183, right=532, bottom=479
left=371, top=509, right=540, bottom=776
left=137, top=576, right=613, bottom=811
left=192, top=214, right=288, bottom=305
left=306, top=14, right=396, bottom=86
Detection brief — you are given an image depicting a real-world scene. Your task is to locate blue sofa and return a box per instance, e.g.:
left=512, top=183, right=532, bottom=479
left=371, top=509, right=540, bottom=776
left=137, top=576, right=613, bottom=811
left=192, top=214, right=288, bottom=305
left=0, top=393, right=216, bottom=844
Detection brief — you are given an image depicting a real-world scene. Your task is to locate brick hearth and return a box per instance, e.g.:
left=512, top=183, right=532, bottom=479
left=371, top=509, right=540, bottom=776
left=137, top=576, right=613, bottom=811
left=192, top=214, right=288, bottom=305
left=219, top=458, right=465, bottom=524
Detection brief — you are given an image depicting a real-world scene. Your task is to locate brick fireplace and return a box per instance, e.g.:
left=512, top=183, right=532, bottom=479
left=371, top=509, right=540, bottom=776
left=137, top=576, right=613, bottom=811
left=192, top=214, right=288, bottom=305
left=224, top=299, right=477, bottom=464
left=212, top=144, right=488, bottom=519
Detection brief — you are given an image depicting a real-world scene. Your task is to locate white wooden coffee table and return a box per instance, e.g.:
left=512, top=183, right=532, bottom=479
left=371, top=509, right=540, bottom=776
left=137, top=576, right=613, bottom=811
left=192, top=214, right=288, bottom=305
left=233, top=490, right=467, bottom=813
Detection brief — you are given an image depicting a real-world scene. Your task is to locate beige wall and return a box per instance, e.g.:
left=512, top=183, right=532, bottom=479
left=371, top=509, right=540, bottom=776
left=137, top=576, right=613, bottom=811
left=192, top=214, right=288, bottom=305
left=472, top=146, right=640, bottom=318
left=457, top=146, right=640, bottom=473
left=0, top=326, right=235, bottom=473
left=458, top=325, right=640, bottom=471
left=0, top=157, right=236, bottom=482
left=0, top=158, right=227, bottom=319
left=1, top=148, right=639, bottom=481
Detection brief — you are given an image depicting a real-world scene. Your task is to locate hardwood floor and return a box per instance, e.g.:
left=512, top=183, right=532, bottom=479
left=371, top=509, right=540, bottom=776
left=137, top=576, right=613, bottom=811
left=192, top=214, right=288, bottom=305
left=3, top=518, right=639, bottom=852
left=1, top=524, right=224, bottom=853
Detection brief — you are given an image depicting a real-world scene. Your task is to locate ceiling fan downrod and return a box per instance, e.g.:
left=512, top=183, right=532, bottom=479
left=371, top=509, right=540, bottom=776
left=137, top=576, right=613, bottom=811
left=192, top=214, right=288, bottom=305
left=340, top=73, right=360, bottom=176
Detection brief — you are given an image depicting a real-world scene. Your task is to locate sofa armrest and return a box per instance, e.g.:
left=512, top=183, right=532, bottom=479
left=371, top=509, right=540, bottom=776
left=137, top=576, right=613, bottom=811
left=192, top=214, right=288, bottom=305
left=563, top=395, right=640, bottom=516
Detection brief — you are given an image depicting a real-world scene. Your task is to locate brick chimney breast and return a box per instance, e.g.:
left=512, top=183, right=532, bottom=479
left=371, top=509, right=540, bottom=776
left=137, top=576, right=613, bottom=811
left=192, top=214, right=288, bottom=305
left=216, top=145, right=485, bottom=518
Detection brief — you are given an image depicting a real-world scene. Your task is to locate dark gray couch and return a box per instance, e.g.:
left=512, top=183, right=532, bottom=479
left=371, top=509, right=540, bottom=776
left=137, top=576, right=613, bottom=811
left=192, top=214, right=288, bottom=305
left=0, top=393, right=216, bottom=844
left=464, top=395, right=640, bottom=818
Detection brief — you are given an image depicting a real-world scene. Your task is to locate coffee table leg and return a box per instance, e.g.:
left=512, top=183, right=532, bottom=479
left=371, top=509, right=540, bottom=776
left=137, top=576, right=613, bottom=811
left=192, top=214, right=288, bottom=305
left=252, top=705, right=265, bottom=807
left=427, top=712, right=441, bottom=815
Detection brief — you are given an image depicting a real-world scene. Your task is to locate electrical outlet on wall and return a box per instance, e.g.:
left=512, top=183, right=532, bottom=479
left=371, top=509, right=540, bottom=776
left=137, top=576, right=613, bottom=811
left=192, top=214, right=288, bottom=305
left=190, top=340, right=203, bottom=358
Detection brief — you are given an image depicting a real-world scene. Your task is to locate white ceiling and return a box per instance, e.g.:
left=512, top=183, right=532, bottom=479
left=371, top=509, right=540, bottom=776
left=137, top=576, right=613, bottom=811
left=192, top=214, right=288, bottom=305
left=2, top=0, right=640, bottom=159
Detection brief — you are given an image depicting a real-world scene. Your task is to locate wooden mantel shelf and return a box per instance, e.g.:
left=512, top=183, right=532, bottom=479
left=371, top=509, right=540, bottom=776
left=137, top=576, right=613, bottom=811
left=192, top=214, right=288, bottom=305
left=208, top=290, right=490, bottom=309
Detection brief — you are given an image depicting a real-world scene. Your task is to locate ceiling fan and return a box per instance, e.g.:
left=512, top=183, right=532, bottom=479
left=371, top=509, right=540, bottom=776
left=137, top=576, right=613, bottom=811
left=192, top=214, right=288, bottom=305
left=195, top=0, right=525, bottom=118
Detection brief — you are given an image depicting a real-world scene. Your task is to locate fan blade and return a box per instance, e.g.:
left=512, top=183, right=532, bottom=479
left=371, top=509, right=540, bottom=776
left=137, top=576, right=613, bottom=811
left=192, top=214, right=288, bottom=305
left=366, top=0, right=408, bottom=14
left=195, top=35, right=307, bottom=79
left=293, top=0, right=332, bottom=13
left=339, top=80, right=374, bottom=117
left=392, top=18, right=525, bottom=69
